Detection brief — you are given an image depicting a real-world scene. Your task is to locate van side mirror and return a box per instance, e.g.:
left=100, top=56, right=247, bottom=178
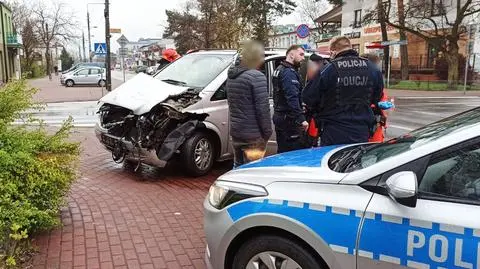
left=385, top=171, right=418, bottom=208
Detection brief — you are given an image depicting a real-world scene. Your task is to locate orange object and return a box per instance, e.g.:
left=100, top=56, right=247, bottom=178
left=369, top=90, right=389, bottom=143
left=162, top=48, right=180, bottom=62
left=308, top=118, right=318, bottom=137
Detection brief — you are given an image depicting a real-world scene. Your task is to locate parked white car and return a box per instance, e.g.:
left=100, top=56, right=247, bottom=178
left=61, top=66, right=106, bottom=87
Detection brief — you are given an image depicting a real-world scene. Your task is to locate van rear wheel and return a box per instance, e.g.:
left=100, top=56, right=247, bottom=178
left=181, top=132, right=215, bottom=177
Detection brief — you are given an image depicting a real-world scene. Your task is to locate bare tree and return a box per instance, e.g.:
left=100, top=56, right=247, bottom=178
left=7, top=0, right=31, bottom=33
left=32, top=1, right=77, bottom=78
left=374, top=0, right=480, bottom=88
left=296, top=0, right=330, bottom=30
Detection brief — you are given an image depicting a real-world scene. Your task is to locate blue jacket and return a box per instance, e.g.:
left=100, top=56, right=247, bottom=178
left=272, top=61, right=306, bottom=124
left=302, top=50, right=383, bottom=126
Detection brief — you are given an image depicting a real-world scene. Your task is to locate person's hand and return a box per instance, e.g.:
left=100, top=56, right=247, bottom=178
left=301, top=121, right=309, bottom=132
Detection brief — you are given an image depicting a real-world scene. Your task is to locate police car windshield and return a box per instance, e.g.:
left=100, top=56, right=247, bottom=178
left=329, top=107, right=480, bottom=173
left=154, top=53, right=234, bottom=88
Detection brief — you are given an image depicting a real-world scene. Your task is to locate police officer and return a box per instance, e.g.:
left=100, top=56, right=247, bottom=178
left=272, top=45, right=309, bottom=153
left=303, top=36, right=383, bottom=146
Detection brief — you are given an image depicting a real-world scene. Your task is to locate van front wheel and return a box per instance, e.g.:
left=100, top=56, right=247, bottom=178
left=181, top=132, right=215, bottom=177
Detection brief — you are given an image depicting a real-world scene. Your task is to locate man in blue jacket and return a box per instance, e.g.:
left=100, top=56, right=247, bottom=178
left=272, top=45, right=309, bottom=153
left=303, top=36, right=383, bottom=146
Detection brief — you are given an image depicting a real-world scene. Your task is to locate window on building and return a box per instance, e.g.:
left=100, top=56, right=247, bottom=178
left=431, top=0, right=446, bottom=16
left=354, top=9, right=362, bottom=28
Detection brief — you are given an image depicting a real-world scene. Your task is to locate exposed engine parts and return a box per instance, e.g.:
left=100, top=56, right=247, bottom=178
left=98, top=90, right=208, bottom=167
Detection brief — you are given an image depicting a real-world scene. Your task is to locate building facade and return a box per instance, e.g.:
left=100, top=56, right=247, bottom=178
left=315, top=0, right=476, bottom=76
left=0, top=2, right=21, bottom=82
left=268, top=24, right=318, bottom=49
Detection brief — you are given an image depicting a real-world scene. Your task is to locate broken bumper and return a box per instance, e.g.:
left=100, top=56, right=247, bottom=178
left=94, top=122, right=167, bottom=168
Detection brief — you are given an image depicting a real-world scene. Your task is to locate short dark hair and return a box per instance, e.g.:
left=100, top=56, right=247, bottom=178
left=286, top=45, right=304, bottom=56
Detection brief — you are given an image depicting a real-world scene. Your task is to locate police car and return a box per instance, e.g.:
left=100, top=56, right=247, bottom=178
left=204, top=107, right=480, bottom=269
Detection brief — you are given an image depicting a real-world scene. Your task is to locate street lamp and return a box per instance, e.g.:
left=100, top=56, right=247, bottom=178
left=87, top=3, right=103, bottom=62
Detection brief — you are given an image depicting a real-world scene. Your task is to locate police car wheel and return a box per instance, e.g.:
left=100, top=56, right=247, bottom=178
left=65, top=80, right=74, bottom=87
left=181, top=132, right=215, bottom=177
left=232, top=235, right=323, bottom=269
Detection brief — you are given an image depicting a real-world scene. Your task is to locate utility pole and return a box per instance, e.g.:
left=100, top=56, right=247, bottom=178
left=87, top=11, right=92, bottom=62
left=78, top=45, right=82, bottom=61
left=104, top=0, right=112, bottom=91
left=82, top=32, right=86, bottom=62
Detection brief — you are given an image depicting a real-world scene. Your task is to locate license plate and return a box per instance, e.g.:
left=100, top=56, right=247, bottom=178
left=101, top=134, right=117, bottom=148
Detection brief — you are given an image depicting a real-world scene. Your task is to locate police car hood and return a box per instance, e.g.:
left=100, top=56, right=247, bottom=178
left=218, top=145, right=348, bottom=186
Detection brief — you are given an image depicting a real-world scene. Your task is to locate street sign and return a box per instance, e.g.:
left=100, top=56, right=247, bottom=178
left=94, top=43, right=107, bottom=55
left=118, top=48, right=128, bottom=56
left=110, top=28, right=121, bottom=34
left=381, top=40, right=408, bottom=46
left=296, top=24, right=310, bottom=39
left=117, top=35, right=129, bottom=47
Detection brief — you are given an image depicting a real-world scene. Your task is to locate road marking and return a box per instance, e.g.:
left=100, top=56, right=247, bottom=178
left=388, top=124, right=415, bottom=131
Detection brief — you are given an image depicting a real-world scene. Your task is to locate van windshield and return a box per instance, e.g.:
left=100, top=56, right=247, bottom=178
left=154, top=53, right=234, bottom=88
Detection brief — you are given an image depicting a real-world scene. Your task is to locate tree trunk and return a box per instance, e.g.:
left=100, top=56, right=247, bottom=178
left=397, top=0, right=409, bottom=80
left=446, top=46, right=459, bottom=90
left=378, top=0, right=390, bottom=74
left=45, top=46, right=51, bottom=77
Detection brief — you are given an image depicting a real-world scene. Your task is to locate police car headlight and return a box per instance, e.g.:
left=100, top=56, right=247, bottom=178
left=208, top=181, right=268, bottom=209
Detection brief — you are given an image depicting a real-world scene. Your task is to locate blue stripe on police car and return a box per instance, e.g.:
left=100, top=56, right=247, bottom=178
left=227, top=199, right=480, bottom=268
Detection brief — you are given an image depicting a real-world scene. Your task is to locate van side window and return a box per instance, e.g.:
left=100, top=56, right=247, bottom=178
left=211, top=82, right=227, bottom=101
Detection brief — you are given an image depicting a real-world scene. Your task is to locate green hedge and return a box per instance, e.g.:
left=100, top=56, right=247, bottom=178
left=0, top=80, right=79, bottom=267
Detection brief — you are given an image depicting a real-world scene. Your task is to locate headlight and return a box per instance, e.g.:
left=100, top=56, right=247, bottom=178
left=208, top=181, right=268, bottom=209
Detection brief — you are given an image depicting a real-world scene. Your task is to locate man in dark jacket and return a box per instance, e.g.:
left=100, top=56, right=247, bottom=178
left=272, top=45, right=309, bottom=153
left=226, top=40, right=272, bottom=167
left=303, top=36, right=383, bottom=146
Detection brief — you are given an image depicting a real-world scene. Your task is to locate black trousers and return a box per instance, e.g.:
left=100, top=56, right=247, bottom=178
left=273, top=113, right=308, bottom=153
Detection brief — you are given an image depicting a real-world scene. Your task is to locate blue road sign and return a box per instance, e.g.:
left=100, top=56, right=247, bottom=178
left=296, top=24, right=310, bottom=39
left=94, top=43, right=107, bottom=55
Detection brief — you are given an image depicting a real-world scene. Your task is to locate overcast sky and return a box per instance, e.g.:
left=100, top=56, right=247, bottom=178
left=61, top=0, right=302, bottom=52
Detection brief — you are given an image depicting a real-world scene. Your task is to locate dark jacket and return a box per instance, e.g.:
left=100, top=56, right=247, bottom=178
left=226, top=64, right=272, bottom=142
left=302, top=49, right=383, bottom=145
left=272, top=61, right=306, bottom=124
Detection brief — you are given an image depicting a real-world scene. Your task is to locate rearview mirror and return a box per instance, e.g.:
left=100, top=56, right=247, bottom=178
left=385, top=171, right=418, bottom=208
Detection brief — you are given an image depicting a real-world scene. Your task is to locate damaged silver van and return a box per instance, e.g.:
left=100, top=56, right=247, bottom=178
left=95, top=49, right=324, bottom=176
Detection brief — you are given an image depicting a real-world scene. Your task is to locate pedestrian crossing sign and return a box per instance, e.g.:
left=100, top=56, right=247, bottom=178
left=94, top=43, right=107, bottom=55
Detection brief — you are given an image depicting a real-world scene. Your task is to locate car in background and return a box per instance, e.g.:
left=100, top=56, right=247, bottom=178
left=61, top=66, right=106, bottom=87
left=95, top=49, right=329, bottom=176
left=62, top=62, right=106, bottom=74
left=135, top=65, right=148, bottom=73
left=204, top=107, right=480, bottom=269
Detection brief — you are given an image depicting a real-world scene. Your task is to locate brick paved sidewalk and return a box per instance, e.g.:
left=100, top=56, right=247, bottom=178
left=31, top=129, right=229, bottom=269
left=30, top=77, right=124, bottom=103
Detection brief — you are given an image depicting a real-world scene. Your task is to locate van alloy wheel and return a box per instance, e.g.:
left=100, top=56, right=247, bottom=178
left=194, top=138, right=212, bottom=170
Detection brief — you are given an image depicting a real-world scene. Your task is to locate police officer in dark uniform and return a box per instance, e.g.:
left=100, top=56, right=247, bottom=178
left=272, top=45, right=309, bottom=153
left=303, top=36, right=383, bottom=146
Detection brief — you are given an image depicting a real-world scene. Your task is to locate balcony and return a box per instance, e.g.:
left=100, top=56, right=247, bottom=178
left=6, top=32, right=22, bottom=47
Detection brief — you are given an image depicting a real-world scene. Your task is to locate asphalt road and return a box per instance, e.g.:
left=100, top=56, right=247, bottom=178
left=19, top=96, right=480, bottom=140
left=386, top=96, right=480, bottom=138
